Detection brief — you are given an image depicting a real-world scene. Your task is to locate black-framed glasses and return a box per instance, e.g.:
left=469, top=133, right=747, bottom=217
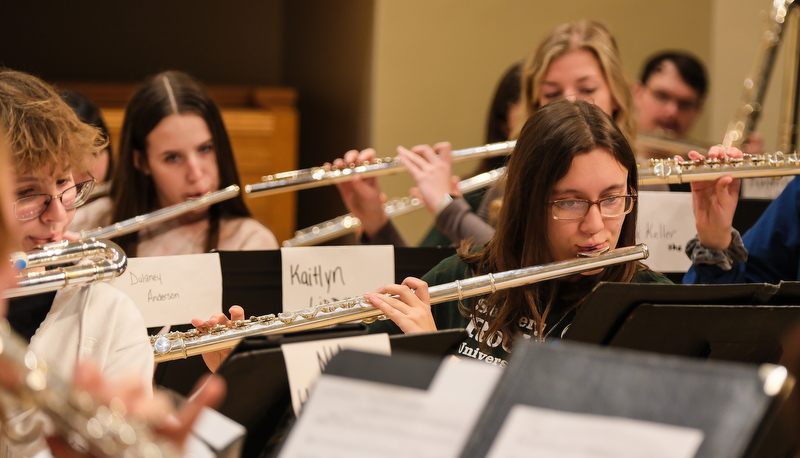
left=645, top=85, right=700, bottom=113
left=14, top=177, right=96, bottom=221
left=549, top=192, right=637, bottom=221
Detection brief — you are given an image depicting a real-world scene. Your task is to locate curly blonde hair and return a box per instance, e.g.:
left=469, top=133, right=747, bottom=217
left=0, top=69, right=106, bottom=175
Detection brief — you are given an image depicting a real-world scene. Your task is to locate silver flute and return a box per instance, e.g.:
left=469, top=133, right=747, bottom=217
left=283, top=167, right=507, bottom=247
left=76, top=184, right=240, bottom=241
left=639, top=151, right=800, bottom=184
left=152, top=244, right=649, bottom=363
left=4, top=239, right=126, bottom=299
left=245, top=140, right=516, bottom=197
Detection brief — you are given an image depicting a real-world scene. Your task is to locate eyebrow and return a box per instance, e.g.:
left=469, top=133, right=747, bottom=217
left=542, top=75, right=599, bottom=87
left=552, top=182, right=627, bottom=197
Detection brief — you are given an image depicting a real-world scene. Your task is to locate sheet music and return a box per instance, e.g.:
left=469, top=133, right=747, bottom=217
left=486, top=405, right=704, bottom=458
left=278, top=357, right=502, bottom=458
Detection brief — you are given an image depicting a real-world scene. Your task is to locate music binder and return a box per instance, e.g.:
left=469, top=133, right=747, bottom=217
left=460, top=340, right=790, bottom=458
left=215, top=328, right=467, bottom=457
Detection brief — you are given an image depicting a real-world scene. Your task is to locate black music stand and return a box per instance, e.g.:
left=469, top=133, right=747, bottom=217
left=564, top=282, right=782, bottom=353
left=461, top=340, right=790, bottom=458
left=215, top=328, right=467, bottom=457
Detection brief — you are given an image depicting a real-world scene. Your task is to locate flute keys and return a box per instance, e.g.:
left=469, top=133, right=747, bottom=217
left=153, top=336, right=173, bottom=355
left=653, top=160, right=672, bottom=178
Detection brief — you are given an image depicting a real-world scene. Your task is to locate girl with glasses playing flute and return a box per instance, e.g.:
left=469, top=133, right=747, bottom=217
left=364, top=99, right=669, bottom=366
left=0, top=68, right=155, bottom=456
left=0, top=70, right=225, bottom=457
left=197, top=99, right=670, bottom=371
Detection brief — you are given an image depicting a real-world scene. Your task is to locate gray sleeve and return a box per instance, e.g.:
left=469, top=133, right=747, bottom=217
left=359, top=221, right=408, bottom=247
left=435, top=196, right=496, bottom=246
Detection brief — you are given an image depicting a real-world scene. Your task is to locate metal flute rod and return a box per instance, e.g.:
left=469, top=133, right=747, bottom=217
left=152, top=244, right=648, bottom=362
left=3, top=239, right=127, bottom=299
left=77, top=184, right=240, bottom=241
left=245, top=140, right=516, bottom=198
left=638, top=152, right=800, bottom=185
left=283, top=167, right=507, bottom=247
left=723, top=0, right=797, bottom=149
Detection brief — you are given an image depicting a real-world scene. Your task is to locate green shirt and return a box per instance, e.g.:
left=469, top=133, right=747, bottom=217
left=368, top=252, right=672, bottom=367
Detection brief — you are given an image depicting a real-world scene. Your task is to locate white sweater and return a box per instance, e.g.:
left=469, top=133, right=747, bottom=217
left=2, top=283, right=154, bottom=457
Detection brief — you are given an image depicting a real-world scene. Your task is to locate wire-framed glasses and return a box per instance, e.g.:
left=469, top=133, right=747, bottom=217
left=549, top=191, right=637, bottom=221
left=14, top=177, right=96, bottom=221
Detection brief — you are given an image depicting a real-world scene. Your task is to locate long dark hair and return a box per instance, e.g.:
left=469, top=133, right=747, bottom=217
left=463, top=99, right=639, bottom=346
left=111, top=70, right=251, bottom=255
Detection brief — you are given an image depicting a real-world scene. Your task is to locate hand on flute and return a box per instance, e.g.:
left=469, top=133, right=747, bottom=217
left=45, top=362, right=225, bottom=457
left=365, top=277, right=437, bottom=334
left=397, top=142, right=456, bottom=215
left=191, top=305, right=245, bottom=373
left=331, top=148, right=389, bottom=238
left=687, top=145, right=743, bottom=250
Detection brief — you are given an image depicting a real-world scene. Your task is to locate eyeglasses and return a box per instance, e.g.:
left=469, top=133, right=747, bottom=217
left=549, top=193, right=637, bottom=221
left=645, top=85, right=700, bottom=113
left=14, top=178, right=96, bottom=221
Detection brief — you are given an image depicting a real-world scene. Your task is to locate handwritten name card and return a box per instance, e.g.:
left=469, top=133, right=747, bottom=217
left=636, top=191, right=695, bottom=273
left=110, top=253, right=222, bottom=327
left=280, top=245, right=394, bottom=312
left=281, top=333, right=392, bottom=416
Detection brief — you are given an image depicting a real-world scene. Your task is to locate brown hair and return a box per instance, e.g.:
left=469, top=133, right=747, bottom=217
left=462, top=99, right=639, bottom=348
left=111, top=70, right=252, bottom=255
left=0, top=69, right=105, bottom=175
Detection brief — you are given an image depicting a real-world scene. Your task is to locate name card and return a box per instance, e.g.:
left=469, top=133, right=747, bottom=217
left=741, top=176, right=792, bottom=199
left=110, top=253, right=222, bottom=327
left=636, top=191, right=695, bottom=273
left=281, top=333, right=392, bottom=416
left=280, top=245, right=394, bottom=312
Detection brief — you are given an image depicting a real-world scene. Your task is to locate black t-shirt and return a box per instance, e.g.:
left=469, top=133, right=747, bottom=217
left=7, top=291, right=56, bottom=342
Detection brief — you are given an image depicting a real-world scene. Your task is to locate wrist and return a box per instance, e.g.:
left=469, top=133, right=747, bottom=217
left=433, top=194, right=454, bottom=216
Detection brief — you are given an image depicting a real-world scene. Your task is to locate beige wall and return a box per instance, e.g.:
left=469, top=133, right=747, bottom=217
left=369, top=0, right=715, bottom=244
left=709, top=0, right=792, bottom=154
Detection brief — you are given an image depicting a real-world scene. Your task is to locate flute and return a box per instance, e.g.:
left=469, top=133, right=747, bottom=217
left=283, top=167, right=507, bottom=247
left=151, top=244, right=649, bottom=363
left=245, top=140, right=515, bottom=198
left=638, top=151, right=800, bottom=185
left=5, top=239, right=126, bottom=299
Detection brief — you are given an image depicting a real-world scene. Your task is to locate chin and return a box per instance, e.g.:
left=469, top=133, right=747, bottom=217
left=579, top=267, right=605, bottom=276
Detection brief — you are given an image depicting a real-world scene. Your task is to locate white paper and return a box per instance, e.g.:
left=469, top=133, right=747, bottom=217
left=109, top=253, right=222, bottom=327
left=281, top=333, right=392, bottom=416
left=741, top=176, right=792, bottom=199
left=189, top=406, right=246, bottom=456
left=280, top=245, right=394, bottom=311
left=635, top=191, right=695, bottom=272
left=279, top=357, right=502, bottom=458
left=486, top=405, right=704, bottom=458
